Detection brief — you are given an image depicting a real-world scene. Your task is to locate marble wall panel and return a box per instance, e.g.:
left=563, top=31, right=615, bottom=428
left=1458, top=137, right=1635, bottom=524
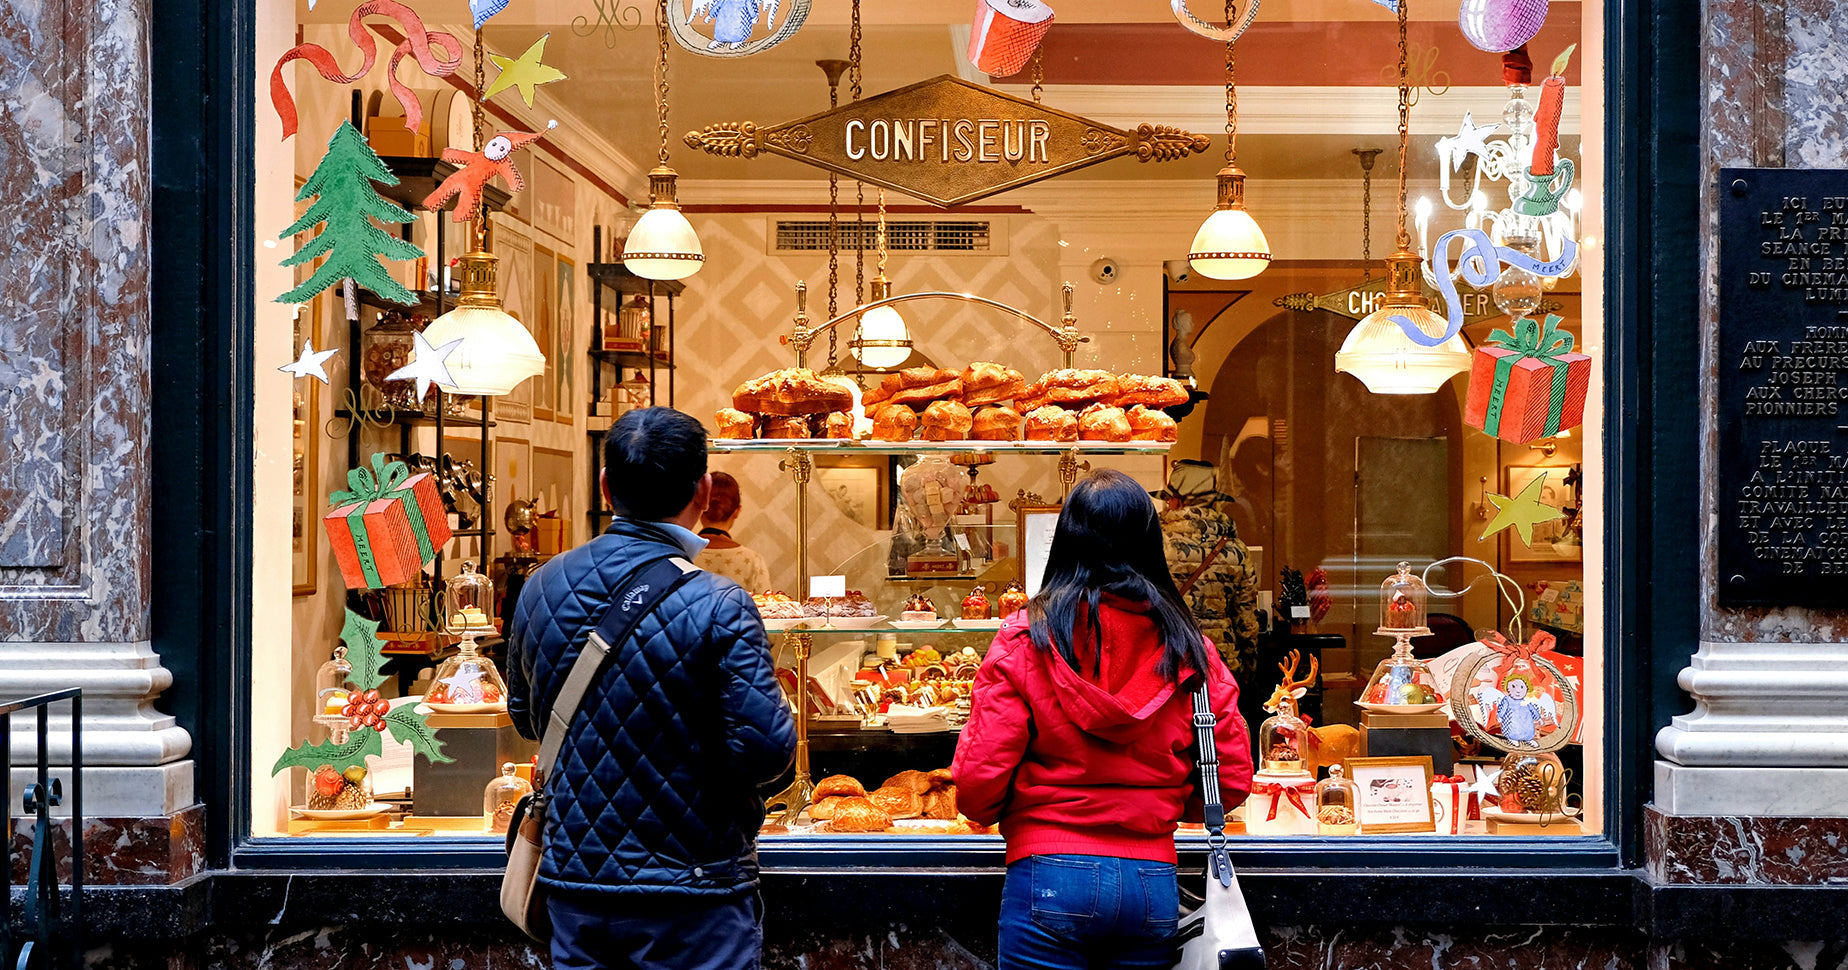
left=8, top=806, right=204, bottom=887
left=1646, top=805, right=1848, bottom=884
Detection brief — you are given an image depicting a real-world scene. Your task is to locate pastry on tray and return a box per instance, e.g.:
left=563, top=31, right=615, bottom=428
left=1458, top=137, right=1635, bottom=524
left=900, top=594, right=938, bottom=622
left=1023, top=405, right=1079, bottom=442
left=818, top=410, right=854, bottom=439
left=732, top=368, right=854, bottom=416
left=961, top=586, right=993, bottom=620
left=868, top=785, right=924, bottom=819
left=753, top=591, right=805, bottom=620
left=883, top=769, right=934, bottom=795
left=760, top=414, right=812, bottom=439
left=808, top=796, right=843, bottom=820
left=1078, top=404, right=1133, bottom=443
left=804, top=590, right=877, bottom=617
left=919, top=400, right=973, bottom=441
left=1110, top=374, right=1191, bottom=409
left=870, top=404, right=920, bottom=442
left=814, top=774, right=867, bottom=800
left=826, top=796, right=894, bottom=833
left=864, top=367, right=964, bottom=408
left=920, top=784, right=959, bottom=820
left=1027, top=369, right=1120, bottom=408
left=961, top=362, right=1025, bottom=407
left=970, top=405, right=1021, bottom=441
left=1126, top=404, right=1178, bottom=442
left=714, top=408, right=757, bottom=439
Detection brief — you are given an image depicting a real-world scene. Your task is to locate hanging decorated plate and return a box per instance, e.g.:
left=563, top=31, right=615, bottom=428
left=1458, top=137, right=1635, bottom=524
left=671, top=0, right=812, bottom=57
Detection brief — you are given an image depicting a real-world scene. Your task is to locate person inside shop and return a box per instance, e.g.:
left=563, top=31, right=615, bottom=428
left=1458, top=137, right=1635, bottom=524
left=1157, top=459, right=1262, bottom=676
left=506, top=407, right=796, bottom=970
left=954, top=469, right=1253, bottom=970
left=697, top=471, right=772, bottom=594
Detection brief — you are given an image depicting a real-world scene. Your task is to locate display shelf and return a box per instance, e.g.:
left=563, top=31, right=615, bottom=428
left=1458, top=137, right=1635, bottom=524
left=354, top=287, right=454, bottom=317
left=710, top=440, right=1174, bottom=456
left=807, top=729, right=962, bottom=754
left=588, top=260, right=686, bottom=300
left=589, top=348, right=674, bottom=370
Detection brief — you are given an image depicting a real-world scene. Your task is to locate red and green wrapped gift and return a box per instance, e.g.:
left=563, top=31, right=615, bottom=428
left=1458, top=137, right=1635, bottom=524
left=323, top=453, right=453, bottom=589
left=1465, top=314, right=1590, bottom=443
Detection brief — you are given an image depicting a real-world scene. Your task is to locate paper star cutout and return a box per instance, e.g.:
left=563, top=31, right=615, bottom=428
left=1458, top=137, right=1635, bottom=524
left=385, top=330, right=464, bottom=401
left=1436, top=112, right=1500, bottom=171
left=1480, top=473, right=1567, bottom=546
left=279, top=336, right=339, bottom=384
left=484, top=35, right=567, bottom=108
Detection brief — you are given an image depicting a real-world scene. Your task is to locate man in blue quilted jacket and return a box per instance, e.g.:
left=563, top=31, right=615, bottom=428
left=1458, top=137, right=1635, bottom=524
left=507, top=407, right=796, bottom=970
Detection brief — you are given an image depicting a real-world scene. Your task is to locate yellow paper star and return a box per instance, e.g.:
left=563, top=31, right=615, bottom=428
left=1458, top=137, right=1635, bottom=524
left=1480, top=473, right=1567, bottom=546
left=484, top=34, right=567, bottom=107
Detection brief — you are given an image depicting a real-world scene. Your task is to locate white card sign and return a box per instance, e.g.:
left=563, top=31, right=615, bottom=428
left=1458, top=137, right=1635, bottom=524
left=810, top=575, right=847, bottom=600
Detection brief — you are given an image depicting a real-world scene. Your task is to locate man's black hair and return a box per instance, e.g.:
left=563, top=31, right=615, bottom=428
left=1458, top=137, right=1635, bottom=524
left=603, top=407, right=709, bottom=521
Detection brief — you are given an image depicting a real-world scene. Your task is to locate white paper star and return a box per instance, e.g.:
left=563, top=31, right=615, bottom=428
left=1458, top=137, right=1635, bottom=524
left=386, top=331, right=464, bottom=400
left=1436, top=112, right=1501, bottom=171
left=279, top=337, right=339, bottom=384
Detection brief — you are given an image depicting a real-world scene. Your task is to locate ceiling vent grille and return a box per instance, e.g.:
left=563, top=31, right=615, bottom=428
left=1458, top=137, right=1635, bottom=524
left=773, top=219, right=993, bottom=253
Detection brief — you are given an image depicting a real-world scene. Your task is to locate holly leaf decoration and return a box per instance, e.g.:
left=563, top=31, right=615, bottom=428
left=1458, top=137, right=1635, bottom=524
left=271, top=728, right=382, bottom=776
left=384, top=706, right=453, bottom=765
left=339, top=608, right=389, bottom=691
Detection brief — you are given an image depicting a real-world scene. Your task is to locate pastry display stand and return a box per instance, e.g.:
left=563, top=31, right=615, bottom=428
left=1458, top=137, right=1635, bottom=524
left=752, top=281, right=1169, bottom=823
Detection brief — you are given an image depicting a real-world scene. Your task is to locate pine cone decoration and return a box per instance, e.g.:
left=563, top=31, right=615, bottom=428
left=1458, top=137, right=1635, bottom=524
left=1498, top=756, right=1560, bottom=814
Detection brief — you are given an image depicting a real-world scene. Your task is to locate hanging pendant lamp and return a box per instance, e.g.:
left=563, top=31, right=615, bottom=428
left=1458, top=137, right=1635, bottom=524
left=1188, top=2, right=1270, bottom=280
left=849, top=191, right=912, bottom=370
left=1334, top=0, right=1470, bottom=394
left=625, top=0, right=704, bottom=280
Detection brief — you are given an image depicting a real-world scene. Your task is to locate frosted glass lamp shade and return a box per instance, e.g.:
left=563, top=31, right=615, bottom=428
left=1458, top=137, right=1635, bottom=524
left=852, top=305, right=912, bottom=369
left=623, top=206, right=704, bottom=281
left=1334, top=303, right=1472, bottom=395
left=1188, top=207, right=1272, bottom=280
left=422, top=305, right=546, bottom=396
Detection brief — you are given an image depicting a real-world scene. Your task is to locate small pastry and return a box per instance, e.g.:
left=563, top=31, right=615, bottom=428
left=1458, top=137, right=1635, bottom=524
left=1126, top=404, right=1178, bottom=442
left=826, top=796, right=894, bottom=833
left=818, top=410, right=853, bottom=439
left=970, top=405, right=1022, bottom=441
left=1027, top=369, right=1120, bottom=407
left=961, top=586, right=993, bottom=620
left=814, top=774, right=868, bottom=800
left=886, top=368, right=965, bottom=407
left=900, top=594, right=938, bottom=622
left=919, top=400, right=974, bottom=441
left=926, top=767, right=956, bottom=787
left=753, top=591, right=805, bottom=620
left=1110, top=374, right=1191, bottom=409
left=871, top=404, right=919, bottom=442
left=869, top=785, right=924, bottom=819
left=999, top=580, right=1029, bottom=617
left=761, top=414, right=812, bottom=439
left=960, top=362, right=1026, bottom=407
left=920, top=784, right=959, bottom=820
left=1023, top=405, right=1078, bottom=442
left=714, top=408, right=758, bottom=439
left=1078, top=404, right=1132, bottom=443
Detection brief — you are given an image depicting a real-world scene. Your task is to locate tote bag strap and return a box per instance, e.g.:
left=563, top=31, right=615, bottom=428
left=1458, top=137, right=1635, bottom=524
left=1192, top=682, right=1236, bottom=887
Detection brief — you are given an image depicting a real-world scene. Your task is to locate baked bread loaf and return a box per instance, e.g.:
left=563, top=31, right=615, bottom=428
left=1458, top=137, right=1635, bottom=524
left=732, top=368, right=854, bottom=416
left=961, top=362, right=1025, bottom=407
left=868, top=785, right=924, bottom=819
left=871, top=404, right=920, bottom=442
left=1110, top=374, right=1190, bottom=409
left=1079, top=404, right=1133, bottom=443
left=883, top=769, right=934, bottom=795
left=819, top=411, right=853, bottom=439
left=826, top=796, right=894, bottom=833
left=864, top=367, right=963, bottom=408
left=919, top=400, right=973, bottom=441
left=714, top=408, right=757, bottom=439
left=920, top=784, right=959, bottom=820
left=760, top=415, right=811, bottom=439
left=970, top=406, right=1021, bottom=441
left=1126, top=404, right=1178, bottom=442
left=1023, top=405, right=1079, bottom=442
left=1028, top=369, right=1120, bottom=407
left=814, top=774, right=867, bottom=800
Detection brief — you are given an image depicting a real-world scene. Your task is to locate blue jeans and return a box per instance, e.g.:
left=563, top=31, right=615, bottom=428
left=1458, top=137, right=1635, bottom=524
left=547, top=891, right=762, bottom=970
left=998, top=854, right=1181, bottom=970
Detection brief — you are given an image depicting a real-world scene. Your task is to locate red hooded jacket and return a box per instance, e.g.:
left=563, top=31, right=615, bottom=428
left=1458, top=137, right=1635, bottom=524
left=952, top=599, right=1254, bottom=864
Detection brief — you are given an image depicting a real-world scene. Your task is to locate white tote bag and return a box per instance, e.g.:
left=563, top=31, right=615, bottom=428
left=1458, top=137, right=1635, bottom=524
left=1174, top=684, right=1267, bottom=970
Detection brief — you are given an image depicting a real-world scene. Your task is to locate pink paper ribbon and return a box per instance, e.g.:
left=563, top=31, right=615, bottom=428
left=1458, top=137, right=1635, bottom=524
left=271, top=0, right=463, bottom=140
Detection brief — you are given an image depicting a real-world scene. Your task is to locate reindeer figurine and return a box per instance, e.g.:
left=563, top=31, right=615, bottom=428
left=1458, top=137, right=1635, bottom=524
left=1260, top=651, right=1360, bottom=778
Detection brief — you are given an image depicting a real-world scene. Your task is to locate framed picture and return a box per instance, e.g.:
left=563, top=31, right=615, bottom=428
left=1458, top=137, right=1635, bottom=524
left=493, top=217, right=535, bottom=424
left=291, top=295, right=321, bottom=596
left=813, top=456, right=890, bottom=530
left=1015, top=505, right=1062, bottom=597
left=1503, top=465, right=1582, bottom=563
left=555, top=254, right=576, bottom=423
left=532, top=243, right=556, bottom=421
left=1347, top=756, right=1437, bottom=834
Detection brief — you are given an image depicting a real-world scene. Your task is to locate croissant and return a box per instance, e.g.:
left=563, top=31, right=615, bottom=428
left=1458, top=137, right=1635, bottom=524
left=869, top=785, right=924, bottom=819
left=814, top=774, right=867, bottom=800
left=826, top=796, right=894, bottom=833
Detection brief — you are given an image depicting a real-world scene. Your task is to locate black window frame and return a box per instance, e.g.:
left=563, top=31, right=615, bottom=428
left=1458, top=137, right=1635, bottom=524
left=149, top=0, right=1700, bottom=875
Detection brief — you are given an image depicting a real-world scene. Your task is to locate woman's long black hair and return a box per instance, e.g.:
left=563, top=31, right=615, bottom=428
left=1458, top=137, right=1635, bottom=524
left=1027, top=469, right=1210, bottom=683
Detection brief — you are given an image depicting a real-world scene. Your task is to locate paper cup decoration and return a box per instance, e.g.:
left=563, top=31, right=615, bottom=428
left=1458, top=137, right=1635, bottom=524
left=1458, top=0, right=1548, bottom=53
left=968, top=0, right=1055, bottom=77
left=1466, top=315, right=1590, bottom=443
left=324, top=454, right=454, bottom=590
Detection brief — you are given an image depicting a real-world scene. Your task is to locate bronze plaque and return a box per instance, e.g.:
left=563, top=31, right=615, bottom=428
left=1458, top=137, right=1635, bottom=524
left=685, top=75, right=1210, bottom=207
left=1273, top=278, right=1544, bottom=327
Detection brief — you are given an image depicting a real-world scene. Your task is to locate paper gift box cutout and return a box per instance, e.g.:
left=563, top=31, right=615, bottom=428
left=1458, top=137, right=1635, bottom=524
left=967, top=0, right=1055, bottom=77
left=324, top=454, right=453, bottom=590
left=1465, top=314, right=1590, bottom=443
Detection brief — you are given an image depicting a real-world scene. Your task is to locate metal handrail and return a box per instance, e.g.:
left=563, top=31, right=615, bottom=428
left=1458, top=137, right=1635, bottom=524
left=2, top=689, right=82, bottom=970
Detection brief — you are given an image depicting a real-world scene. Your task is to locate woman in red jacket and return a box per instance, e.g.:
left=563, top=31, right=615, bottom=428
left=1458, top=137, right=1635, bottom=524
left=953, top=469, right=1253, bottom=970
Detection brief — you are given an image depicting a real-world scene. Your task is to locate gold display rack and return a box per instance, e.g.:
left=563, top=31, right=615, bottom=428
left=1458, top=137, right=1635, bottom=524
left=750, top=282, right=1173, bottom=823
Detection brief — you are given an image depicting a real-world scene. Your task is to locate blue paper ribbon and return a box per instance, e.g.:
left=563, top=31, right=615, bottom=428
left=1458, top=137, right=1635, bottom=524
left=1389, top=229, right=1579, bottom=347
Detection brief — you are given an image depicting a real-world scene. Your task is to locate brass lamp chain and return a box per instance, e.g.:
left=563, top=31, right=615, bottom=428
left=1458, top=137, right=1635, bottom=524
left=472, top=27, right=488, bottom=239
left=826, top=66, right=842, bottom=352
left=655, top=0, right=671, bottom=166
left=1224, top=0, right=1236, bottom=164
left=1031, top=49, right=1044, bottom=104
left=1394, top=0, right=1411, bottom=250
left=1362, top=158, right=1373, bottom=265
left=876, top=189, right=889, bottom=276
left=851, top=0, right=865, bottom=303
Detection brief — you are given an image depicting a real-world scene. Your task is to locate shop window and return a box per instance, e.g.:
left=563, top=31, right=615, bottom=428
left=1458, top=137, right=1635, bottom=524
left=251, top=0, right=1605, bottom=853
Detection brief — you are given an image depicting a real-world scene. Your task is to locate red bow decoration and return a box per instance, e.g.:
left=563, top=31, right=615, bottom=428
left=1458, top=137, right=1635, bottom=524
left=270, top=1, right=464, bottom=141
left=1254, top=780, right=1314, bottom=822
left=1299, top=714, right=1322, bottom=751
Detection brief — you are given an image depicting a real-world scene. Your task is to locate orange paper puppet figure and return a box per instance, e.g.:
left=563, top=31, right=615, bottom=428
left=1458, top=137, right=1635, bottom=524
left=423, top=124, right=553, bottom=222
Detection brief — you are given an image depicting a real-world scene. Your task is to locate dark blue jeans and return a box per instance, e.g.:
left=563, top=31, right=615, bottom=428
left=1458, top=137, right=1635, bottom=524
left=547, top=891, right=762, bottom=970
left=999, top=854, right=1181, bottom=970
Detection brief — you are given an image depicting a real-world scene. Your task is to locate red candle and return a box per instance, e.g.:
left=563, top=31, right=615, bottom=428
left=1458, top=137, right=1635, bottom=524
left=1530, top=45, right=1576, bottom=176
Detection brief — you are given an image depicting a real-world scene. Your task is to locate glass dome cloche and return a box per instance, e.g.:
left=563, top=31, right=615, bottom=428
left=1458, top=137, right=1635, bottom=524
left=427, top=561, right=509, bottom=713
left=311, top=645, right=356, bottom=742
left=1314, top=765, right=1358, bottom=835
left=484, top=762, right=533, bottom=834
left=1360, top=563, right=1444, bottom=714
left=1377, top=561, right=1431, bottom=636
left=1257, top=650, right=1319, bottom=774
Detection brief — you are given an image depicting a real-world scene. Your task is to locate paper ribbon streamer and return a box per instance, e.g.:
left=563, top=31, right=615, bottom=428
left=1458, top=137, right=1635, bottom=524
left=1391, top=229, right=1578, bottom=347
left=1480, top=314, right=1576, bottom=437
left=329, top=454, right=439, bottom=576
left=271, top=0, right=464, bottom=140
left=1255, top=780, right=1314, bottom=822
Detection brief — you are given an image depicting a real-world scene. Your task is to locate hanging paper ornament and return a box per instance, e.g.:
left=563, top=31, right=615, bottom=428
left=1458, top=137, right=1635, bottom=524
left=423, top=123, right=554, bottom=222
left=470, top=0, right=509, bottom=29
left=1170, top=0, right=1259, bottom=42
left=324, top=453, right=454, bottom=590
left=277, top=121, right=425, bottom=306
left=672, top=0, right=812, bottom=57
left=1368, top=0, right=1398, bottom=10
left=968, top=0, right=1056, bottom=77
left=1464, top=314, right=1590, bottom=443
left=1458, top=0, right=1548, bottom=54
left=386, top=331, right=464, bottom=401
left=279, top=337, right=339, bottom=384
left=1515, top=45, right=1577, bottom=217
left=1479, top=473, right=1566, bottom=546
left=270, top=0, right=463, bottom=140
left=484, top=34, right=568, bottom=107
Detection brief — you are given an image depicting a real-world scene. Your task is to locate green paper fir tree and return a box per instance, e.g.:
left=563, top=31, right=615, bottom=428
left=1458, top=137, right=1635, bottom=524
left=276, top=120, right=424, bottom=306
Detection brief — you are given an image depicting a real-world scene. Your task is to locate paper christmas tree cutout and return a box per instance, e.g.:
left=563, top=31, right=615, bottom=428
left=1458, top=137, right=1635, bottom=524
left=272, top=607, right=451, bottom=776
left=276, top=121, right=424, bottom=307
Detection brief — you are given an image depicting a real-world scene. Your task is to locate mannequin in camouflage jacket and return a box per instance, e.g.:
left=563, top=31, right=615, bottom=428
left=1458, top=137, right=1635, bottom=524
left=1158, top=460, right=1261, bottom=674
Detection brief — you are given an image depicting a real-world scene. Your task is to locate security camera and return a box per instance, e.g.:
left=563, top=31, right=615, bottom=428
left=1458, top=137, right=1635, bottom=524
left=1089, top=257, right=1121, bottom=285
left=1164, top=259, right=1192, bottom=283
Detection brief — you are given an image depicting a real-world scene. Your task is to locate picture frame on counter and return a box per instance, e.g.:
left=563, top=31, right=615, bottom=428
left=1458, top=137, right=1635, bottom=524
left=813, top=455, right=890, bottom=530
left=1348, top=756, right=1437, bottom=834
left=1016, top=504, right=1061, bottom=597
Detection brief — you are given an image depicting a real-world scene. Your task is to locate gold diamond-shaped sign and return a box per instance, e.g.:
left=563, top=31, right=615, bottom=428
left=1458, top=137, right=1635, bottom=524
left=685, top=75, right=1210, bottom=208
